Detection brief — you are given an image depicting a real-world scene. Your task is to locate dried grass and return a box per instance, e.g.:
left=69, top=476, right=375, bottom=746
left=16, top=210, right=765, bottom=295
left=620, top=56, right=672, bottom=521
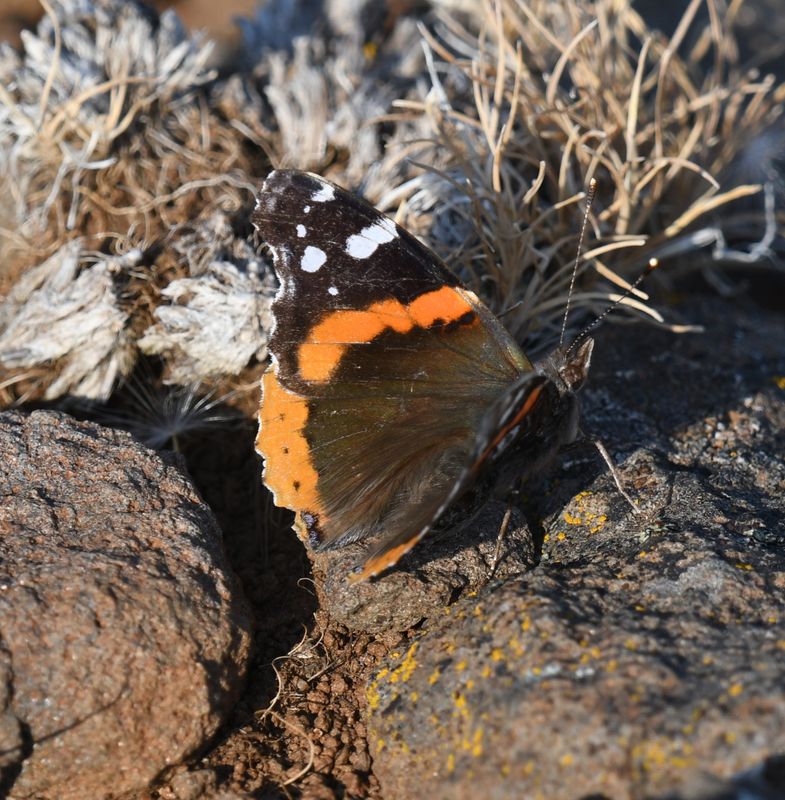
left=376, top=0, right=785, bottom=351
left=0, top=0, right=783, bottom=405
left=0, top=0, right=272, bottom=403
left=0, top=0, right=262, bottom=279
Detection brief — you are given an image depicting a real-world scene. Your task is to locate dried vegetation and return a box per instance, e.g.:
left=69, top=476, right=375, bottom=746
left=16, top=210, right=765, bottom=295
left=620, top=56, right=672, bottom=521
left=1, top=0, right=782, bottom=405
left=381, top=0, right=785, bottom=350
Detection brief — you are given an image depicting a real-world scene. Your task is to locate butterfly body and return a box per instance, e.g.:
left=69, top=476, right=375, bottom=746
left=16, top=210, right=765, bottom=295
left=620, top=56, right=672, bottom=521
left=253, top=170, right=594, bottom=581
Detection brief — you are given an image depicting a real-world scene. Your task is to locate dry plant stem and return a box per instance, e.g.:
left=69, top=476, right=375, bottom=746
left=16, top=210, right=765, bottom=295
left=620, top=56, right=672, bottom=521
left=255, top=630, right=321, bottom=789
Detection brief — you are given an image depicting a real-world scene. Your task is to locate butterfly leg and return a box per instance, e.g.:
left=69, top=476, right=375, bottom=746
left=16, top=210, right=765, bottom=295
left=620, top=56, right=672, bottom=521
left=482, top=487, right=524, bottom=585
left=591, top=437, right=640, bottom=514
left=485, top=503, right=514, bottom=583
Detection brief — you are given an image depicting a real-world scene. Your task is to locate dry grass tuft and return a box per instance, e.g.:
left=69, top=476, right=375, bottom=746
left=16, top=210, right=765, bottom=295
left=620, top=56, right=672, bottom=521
left=0, top=0, right=262, bottom=283
left=378, top=0, right=785, bottom=351
left=0, top=0, right=273, bottom=403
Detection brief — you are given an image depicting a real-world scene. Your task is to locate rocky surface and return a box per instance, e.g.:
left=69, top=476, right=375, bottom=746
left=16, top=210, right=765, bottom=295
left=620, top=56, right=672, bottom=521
left=315, top=500, right=536, bottom=633
left=360, top=293, right=785, bottom=799
left=0, top=411, right=252, bottom=800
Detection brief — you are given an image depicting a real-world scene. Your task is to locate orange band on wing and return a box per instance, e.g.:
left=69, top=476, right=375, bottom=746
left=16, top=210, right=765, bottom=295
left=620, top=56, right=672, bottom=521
left=298, top=286, right=477, bottom=382
left=481, top=383, right=544, bottom=464
left=257, top=368, right=325, bottom=538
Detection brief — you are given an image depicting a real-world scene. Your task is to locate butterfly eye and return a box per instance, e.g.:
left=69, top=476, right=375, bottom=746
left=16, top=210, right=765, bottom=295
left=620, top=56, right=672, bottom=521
left=559, top=337, right=594, bottom=392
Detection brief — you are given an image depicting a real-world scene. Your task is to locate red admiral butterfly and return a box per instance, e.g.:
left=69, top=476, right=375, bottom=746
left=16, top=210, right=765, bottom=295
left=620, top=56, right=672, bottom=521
left=253, top=170, right=636, bottom=582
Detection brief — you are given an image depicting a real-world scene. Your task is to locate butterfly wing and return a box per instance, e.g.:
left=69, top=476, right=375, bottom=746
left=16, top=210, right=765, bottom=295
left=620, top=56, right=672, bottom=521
left=254, top=170, right=536, bottom=577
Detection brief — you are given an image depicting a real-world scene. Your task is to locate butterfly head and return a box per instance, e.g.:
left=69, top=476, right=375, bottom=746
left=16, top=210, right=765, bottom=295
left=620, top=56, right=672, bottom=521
left=538, top=336, right=594, bottom=397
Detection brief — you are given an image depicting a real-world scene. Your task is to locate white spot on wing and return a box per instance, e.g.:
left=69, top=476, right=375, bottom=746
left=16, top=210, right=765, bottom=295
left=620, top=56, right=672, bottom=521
left=301, top=246, right=326, bottom=272
left=311, top=183, right=335, bottom=203
left=328, top=286, right=339, bottom=296
left=303, top=205, right=311, bottom=213
left=345, top=217, right=398, bottom=259
left=297, top=224, right=307, bottom=238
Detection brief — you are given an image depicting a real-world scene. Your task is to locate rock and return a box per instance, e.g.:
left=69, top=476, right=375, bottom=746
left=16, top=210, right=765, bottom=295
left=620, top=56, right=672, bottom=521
left=0, top=411, right=253, bottom=800
left=157, top=768, right=254, bottom=800
left=365, top=294, right=785, bottom=799
left=314, top=500, right=536, bottom=633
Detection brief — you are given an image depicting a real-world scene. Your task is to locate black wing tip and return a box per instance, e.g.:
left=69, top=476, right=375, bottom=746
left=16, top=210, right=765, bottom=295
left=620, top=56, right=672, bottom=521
left=253, top=169, right=343, bottom=233
left=258, top=168, right=337, bottom=198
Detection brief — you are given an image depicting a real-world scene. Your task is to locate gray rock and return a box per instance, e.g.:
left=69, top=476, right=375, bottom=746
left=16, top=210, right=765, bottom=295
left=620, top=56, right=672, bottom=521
left=0, top=411, right=252, bottom=800
left=365, top=295, right=785, bottom=799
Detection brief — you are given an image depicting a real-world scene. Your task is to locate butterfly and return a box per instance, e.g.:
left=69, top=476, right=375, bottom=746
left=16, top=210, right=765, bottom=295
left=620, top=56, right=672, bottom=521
left=253, top=169, right=630, bottom=582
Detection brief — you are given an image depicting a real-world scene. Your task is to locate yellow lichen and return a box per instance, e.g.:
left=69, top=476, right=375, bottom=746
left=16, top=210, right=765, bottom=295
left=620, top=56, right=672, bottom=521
left=471, top=727, right=484, bottom=757
left=632, top=738, right=695, bottom=772
left=388, top=642, right=419, bottom=684
left=366, top=681, right=381, bottom=711
left=508, top=637, right=525, bottom=657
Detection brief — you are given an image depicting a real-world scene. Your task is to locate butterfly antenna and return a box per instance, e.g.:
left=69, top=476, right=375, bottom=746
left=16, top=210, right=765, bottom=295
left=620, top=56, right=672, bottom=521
left=566, top=258, right=660, bottom=357
left=559, top=178, right=597, bottom=348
